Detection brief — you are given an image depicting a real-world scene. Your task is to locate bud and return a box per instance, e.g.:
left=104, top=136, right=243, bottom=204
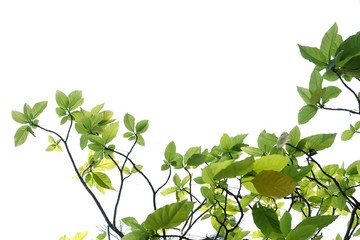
left=277, top=132, right=289, bottom=148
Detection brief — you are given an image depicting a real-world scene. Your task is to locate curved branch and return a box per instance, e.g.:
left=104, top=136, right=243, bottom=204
left=34, top=124, right=124, bottom=237
left=333, top=68, right=360, bottom=114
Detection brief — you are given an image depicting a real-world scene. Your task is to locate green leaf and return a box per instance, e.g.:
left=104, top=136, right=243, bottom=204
left=95, top=232, right=107, bottom=240
left=173, top=173, right=181, bottom=187
left=288, top=125, right=301, bottom=146
left=286, top=225, right=318, bottom=240
left=124, top=113, right=135, bottom=132
left=91, top=103, right=105, bottom=114
left=298, top=45, right=327, bottom=67
left=336, top=31, right=360, bottom=66
left=164, top=141, right=176, bottom=162
left=341, top=129, right=354, bottom=141
left=122, top=217, right=146, bottom=232
left=296, top=215, right=338, bottom=230
left=297, top=133, right=336, bottom=152
left=32, top=101, right=48, bottom=119
left=282, top=165, right=312, bottom=181
left=346, top=160, right=360, bottom=176
left=297, top=87, right=311, bottom=104
left=72, top=231, right=88, bottom=240
left=136, top=134, right=145, bottom=146
left=298, top=105, right=318, bottom=124
left=92, top=172, right=115, bottom=190
left=102, top=122, right=119, bottom=144
left=93, top=158, right=117, bottom=171
left=58, top=236, right=71, bottom=240
left=68, top=90, right=83, bottom=110
left=160, top=186, right=178, bottom=196
left=135, top=120, right=149, bottom=134
left=12, top=110, right=29, bottom=124
left=219, top=133, right=232, bottom=150
left=322, top=86, right=341, bottom=103
left=142, top=200, right=194, bottom=230
left=23, top=103, right=32, bottom=118
left=14, top=125, right=29, bottom=147
left=214, top=157, right=254, bottom=179
left=252, top=203, right=283, bottom=239
left=280, top=211, right=292, bottom=236
left=340, top=55, right=360, bottom=78
left=241, top=146, right=264, bottom=156
left=87, top=135, right=105, bottom=146
left=309, top=70, right=323, bottom=95
left=122, top=231, right=149, bottom=240
left=56, top=90, right=69, bottom=109
left=253, top=155, right=290, bottom=173
left=257, top=130, right=278, bottom=153
left=202, top=160, right=234, bottom=184
left=187, top=153, right=208, bottom=167
left=320, top=23, right=339, bottom=61
left=252, top=170, right=298, bottom=198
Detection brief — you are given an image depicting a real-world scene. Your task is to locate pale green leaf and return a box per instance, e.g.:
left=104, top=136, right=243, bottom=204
left=102, top=122, right=119, bottom=144
left=253, top=155, right=290, bottom=173
left=341, top=129, right=354, bottom=141
left=14, top=125, right=29, bottom=147
left=214, top=157, right=254, bottom=179
left=164, top=141, right=176, bottom=162
left=124, top=113, right=135, bottom=131
left=11, top=110, right=29, bottom=124
left=56, top=90, right=69, bottom=109
left=32, top=101, right=48, bottom=118
left=143, top=200, right=194, bottom=230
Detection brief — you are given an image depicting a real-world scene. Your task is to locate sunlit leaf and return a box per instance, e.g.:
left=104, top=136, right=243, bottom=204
left=202, top=160, right=234, bottom=184
left=320, top=23, right=339, bottom=60
left=341, top=129, right=354, bottom=141
left=143, top=200, right=194, bottom=230
left=92, top=172, right=115, bottom=190
left=102, top=122, right=119, bottom=144
left=253, top=155, right=289, bottom=173
left=214, top=157, right=254, bottom=179
left=164, top=141, right=176, bottom=162
left=12, top=110, right=29, bottom=124
left=32, top=101, right=48, bottom=118
left=68, top=90, right=84, bottom=110
left=56, top=90, right=69, bottom=109
left=241, top=146, right=263, bottom=156
left=14, top=126, right=29, bottom=147
left=252, top=170, right=297, bottom=198
left=72, top=231, right=88, bottom=240
left=124, top=113, right=135, bottom=132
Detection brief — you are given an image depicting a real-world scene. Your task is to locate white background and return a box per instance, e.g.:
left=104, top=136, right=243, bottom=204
left=1, top=0, right=360, bottom=239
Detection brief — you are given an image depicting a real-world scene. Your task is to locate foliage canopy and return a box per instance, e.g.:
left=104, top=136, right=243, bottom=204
left=12, top=23, right=360, bottom=239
